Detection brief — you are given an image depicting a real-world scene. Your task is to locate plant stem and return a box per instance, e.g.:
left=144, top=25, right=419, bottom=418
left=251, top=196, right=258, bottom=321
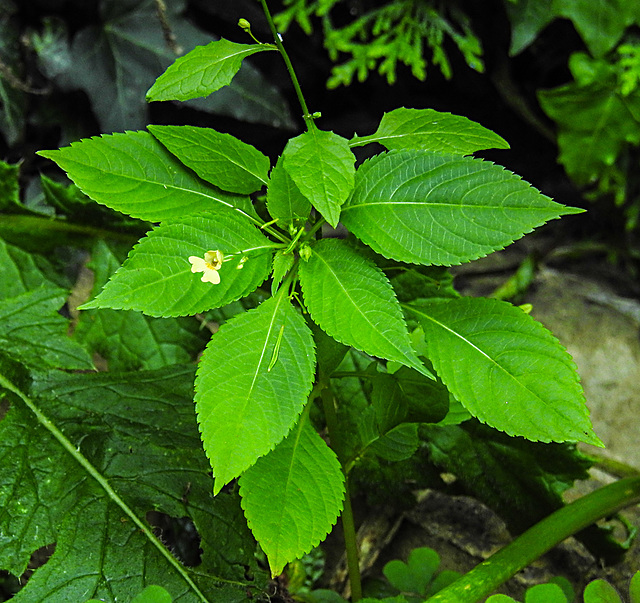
left=320, top=386, right=363, bottom=601
left=258, top=0, right=316, bottom=131
left=424, top=476, right=640, bottom=602
left=0, top=371, right=213, bottom=602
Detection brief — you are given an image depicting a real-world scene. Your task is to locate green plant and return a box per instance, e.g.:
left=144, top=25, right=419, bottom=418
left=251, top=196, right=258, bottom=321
left=2, top=1, right=640, bottom=602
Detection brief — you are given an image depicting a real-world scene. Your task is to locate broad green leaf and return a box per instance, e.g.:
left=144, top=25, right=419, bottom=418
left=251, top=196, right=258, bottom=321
left=239, top=420, right=345, bottom=577
left=349, top=108, right=509, bottom=153
left=75, top=240, right=208, bottom=370
left=38, top=131, right=251, bottom=222
left=299, top=239, right=430, bottom=377
left=0, top=287, right=92, bottom=370
left=148, top=125, right=270, bottom=194
left=0, top=366, right=266, bottom=601
left=266, top=154, right=312, bottom=226
left=538, top=59, right=640, bottom=186
left=409, top=297, right=601, bottom=445
left=195, top=293, right=316, bottom=494
left=282, top=129, right=355, bottom=227
left=342, top=150, right=582, bottom=266
left=582, top=579, right=623, bottom=603
left=147, top=38, right=274, bottom=102
left=82, top=208, right=274, bottom=317
left=552, top=0, right=638, bottom=58
left=630, top=571, right=640, bottom=603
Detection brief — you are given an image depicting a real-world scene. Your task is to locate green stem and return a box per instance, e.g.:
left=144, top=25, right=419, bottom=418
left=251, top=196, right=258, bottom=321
left=425, top=477, right=640, bottom=602
left=320, top=386, right=363, bottom=602
left=0, top=371, right=212, bottom=602
left=258, top=0, right=315, bottom=131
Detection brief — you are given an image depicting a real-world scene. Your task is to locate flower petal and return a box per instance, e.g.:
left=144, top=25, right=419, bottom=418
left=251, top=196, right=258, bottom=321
left=189, top=256, right=207, bottom=273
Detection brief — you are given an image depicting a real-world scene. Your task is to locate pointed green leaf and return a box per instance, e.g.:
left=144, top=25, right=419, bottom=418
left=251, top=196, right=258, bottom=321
left=239, top=420, right=345, bottom=577
left=408, top=297, right=602, bottom=445
left=148, top=125, right=270, bottom=194
left=271, top=251, right=295, bottom=296
left=147, top=38, right=275, bottom=102
left=195, top=294, right=316, bottom=494
left=349, top=108, right=509, bottom=153
left=38, top=131, right=250, bottom=222
left=266, top=154, right=312, bottom=226
left=299, top=239, right=430, bottom=377
left=342, top=150, right=582, bottom=266
left=282, top=129, right=355, bottom=227
left=82, top=208, right=274, bottom=317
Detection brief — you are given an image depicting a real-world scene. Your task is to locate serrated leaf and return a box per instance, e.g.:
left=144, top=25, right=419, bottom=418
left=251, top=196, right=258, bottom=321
left=148, top=124, right=270, bottom=194
left=409, top=297, right=601, bottom=445
left=75, top=240, right=208, bottom=370
left=147, top=38, right=274, bottom=102
left=266, top=154, right=312, bottom=226
left=38, top=131, right=251, bottom=222
left=282, top=129, right=355, bottom=227
left=349, top=108, right=509, bottom=153
left=82, top=209, right=274, bottom=317
left=195, top=294, right=316, bottom=494
left=299, top=239, right=430, bottom=377
left=0, top=366, right=266, bottom=601
left=342, top=150, right=582, bottom=266
left=239, top=419, right=345, bottom=577
left=271, top=251, right=295, bottom=296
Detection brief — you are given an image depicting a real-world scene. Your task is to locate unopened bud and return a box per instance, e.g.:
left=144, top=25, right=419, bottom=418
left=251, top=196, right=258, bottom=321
left=238, top=18, right=251, bottom=31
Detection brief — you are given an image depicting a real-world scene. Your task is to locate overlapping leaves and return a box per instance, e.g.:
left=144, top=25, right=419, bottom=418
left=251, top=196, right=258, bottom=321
left=82, top=207, right=274, bottom=317
left=195, top=292, right=316, bottom=494
left=0, top=366, right=266, bottom=602
left=240, top=420, right=345, bottom=577
left=38, top=131, right=250, bottom=222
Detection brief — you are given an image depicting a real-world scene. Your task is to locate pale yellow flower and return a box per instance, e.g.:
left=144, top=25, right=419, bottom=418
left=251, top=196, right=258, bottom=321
left=189, top=250, right=224, bottom=284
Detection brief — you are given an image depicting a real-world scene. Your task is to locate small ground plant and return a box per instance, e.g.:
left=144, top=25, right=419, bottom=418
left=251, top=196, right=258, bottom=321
left=3, top=1, right=640, bottom=602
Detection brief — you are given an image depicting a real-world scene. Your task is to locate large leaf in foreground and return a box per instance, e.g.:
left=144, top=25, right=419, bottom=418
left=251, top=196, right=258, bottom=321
left=196, top=294, right=316, bottom=494
left=240, top=420, right=344, bottom=576
left=147, top=38, right=275, bottom=102
left=82, top=208, right=274, bottom=317
left=349, top=107, right=509, bottom=153
left=38, top=131, right=249, bottom=222
left=148, top=125, right=270, bottom=194
left=282, top=129, right=355, bottom=227
left=408, top=297, right=601, bottom=445
left=342, top=151, right=582, bottom=266
left=299, top=239, right=430, bottom=378
left=0, top=366, right=266, bottom=601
